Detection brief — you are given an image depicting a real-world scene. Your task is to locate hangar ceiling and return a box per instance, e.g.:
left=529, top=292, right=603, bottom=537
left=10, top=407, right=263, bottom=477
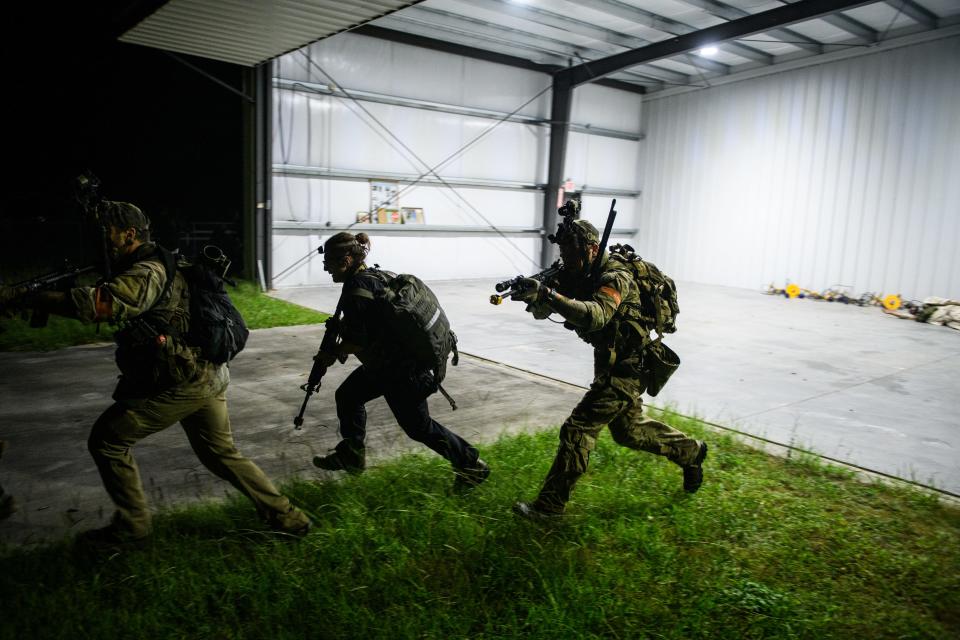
left=120, top=0, right=960, bottom=94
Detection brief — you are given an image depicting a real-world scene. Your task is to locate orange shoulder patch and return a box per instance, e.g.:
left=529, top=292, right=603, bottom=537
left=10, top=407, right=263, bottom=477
left=598, top=285, right=622, bottom=306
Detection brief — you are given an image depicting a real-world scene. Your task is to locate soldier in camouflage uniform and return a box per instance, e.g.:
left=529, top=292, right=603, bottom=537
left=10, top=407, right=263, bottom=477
left=511, top=214, right=707, bottom=521
left=2, top=202, right=310, bottom=545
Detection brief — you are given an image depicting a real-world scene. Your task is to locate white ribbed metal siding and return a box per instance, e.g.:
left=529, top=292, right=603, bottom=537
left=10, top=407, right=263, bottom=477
left=638, top=35, right=960, bottom=300
left=271, top=33, right=643, bottom=285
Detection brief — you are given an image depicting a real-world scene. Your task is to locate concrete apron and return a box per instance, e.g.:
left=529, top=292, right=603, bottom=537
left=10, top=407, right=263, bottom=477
left=274, top=279, right=960, bottom=497
left=0, top=326, right=580, bottom=546
left=2, top=279, right=958, bottom=545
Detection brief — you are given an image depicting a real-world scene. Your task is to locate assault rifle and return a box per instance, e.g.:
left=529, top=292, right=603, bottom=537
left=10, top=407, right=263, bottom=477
left=489, top=260, right=562, bottom=305
left=10, top=262, right=97, bottom=327
left=489, top=197, right=618, bottom=305
left=293, top=298, right=345, bottom=429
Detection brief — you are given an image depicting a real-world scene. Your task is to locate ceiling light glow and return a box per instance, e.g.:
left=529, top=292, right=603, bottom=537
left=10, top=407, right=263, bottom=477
left=699, top=46, right=718, bottom=57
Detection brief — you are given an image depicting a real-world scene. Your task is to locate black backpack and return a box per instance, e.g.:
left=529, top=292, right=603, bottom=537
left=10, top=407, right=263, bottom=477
left=348, top=268, right=459, bottom=383
left=156, top=246, right=249, bottom=364
left=346, top=267, right=460, bottom=409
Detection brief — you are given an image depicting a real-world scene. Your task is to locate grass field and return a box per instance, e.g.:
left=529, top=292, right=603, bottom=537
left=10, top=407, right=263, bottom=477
left=0, top=281, right=327, bottom=351
left=2, top=413, right=957, bottom=640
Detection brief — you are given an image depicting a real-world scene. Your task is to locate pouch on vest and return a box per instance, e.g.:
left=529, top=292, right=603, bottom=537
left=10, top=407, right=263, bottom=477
left=642, top=340, right=680, bottom=397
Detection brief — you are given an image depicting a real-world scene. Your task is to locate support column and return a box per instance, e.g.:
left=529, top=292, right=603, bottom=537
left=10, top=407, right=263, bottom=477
left=540, top=72, right=573, bottom=269
left=254, top=60, right=273, bottom=290
left=241, top=67, right=256, bottom=282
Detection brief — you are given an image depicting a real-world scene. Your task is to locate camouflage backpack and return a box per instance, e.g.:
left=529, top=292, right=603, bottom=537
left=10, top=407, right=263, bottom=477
left=348, top=268, right=460, bottom=406
left=608, top=244, right=679, bottom=337
left=608, top=244, right=681, bottom=396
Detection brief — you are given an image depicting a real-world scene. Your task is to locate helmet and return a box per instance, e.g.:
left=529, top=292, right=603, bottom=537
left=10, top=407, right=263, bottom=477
left=99, top=201, right=150, bottom=235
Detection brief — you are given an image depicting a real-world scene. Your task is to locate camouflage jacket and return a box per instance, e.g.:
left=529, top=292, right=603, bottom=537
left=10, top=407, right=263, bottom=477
left=69, top=243, right=226, bottom=400
left=552, top=252, right=647, bottom=373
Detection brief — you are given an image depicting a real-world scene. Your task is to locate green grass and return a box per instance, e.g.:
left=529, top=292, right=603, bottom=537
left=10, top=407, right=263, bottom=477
left=0, top=281, right=326, bottom=351
left=2, top=413, right=958, bottom=639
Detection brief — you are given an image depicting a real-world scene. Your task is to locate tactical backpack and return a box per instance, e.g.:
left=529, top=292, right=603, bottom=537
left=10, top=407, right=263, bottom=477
left=155, top=246, right=250, bottom=364
left=348, top=268, right=459, bottom=406
left=608, top=243, right=681, bottom=396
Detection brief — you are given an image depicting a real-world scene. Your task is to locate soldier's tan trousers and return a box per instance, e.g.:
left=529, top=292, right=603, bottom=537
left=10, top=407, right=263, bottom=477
left=88, top=383, right=305, bottom=536
left=535, top=373, right=702, bottom=513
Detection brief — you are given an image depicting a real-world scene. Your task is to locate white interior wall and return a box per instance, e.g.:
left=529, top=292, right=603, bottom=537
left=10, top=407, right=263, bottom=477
left=637, top=35, right=960, bottom=300
left=271, top=33, right=642, bottom=286
left=273, top=231, right=541, bottom=285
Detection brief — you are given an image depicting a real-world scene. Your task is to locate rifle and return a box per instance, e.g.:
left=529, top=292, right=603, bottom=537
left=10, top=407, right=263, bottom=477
left=11, top=262, right=97, bottom=327
left=293, top=297, right=345, bottom=429
left=489, top=260, right=563, bottom=305
left=590, top=198, right=617, bottom=282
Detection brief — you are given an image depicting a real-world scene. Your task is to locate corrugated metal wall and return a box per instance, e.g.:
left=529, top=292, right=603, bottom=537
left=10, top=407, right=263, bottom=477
left=637, top=35, right=960, bottom=300
left=271, top=32, right=642, bottom=286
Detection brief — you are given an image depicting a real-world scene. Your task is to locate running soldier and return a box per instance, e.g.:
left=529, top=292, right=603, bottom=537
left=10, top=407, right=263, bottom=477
left=510, top=208, right=707, bottom=520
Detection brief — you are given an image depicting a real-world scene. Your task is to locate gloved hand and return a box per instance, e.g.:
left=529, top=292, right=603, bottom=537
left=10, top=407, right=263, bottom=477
left=511, top=277, right=542, bottom=303
left=316, top=350, right=338, bottom=368
left=0, top=285, right=25, bottom=307
left=0, top=286, right=27, bottom=316
left=305, top=350, right=337, bottom=390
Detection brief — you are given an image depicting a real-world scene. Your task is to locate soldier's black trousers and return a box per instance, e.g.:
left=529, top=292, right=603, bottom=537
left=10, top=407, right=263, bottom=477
left=335, top=365, right=479, bottom=469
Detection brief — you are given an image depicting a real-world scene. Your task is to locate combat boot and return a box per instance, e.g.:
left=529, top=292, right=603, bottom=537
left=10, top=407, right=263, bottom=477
left=76, top=521, right=150, bottom=550
left=512, top=501, right=563, bottom=522
left=453, top=458, right=490, bottom=493
left=269, top=506, right=312, bottom=539
left=313, top=440, right=365, bottom=474
left=682, top=441, right=709, bottom=493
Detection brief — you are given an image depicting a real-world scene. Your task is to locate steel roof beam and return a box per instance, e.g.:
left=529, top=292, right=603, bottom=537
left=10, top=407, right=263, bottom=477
left=353, top=25, right=650, bottom=94
left=887, top=0, right=938, bottom=29
left=468, top=0, right=654, bottom=50
left=562, top=0, right=878, bottom=88
left=674, top=0, right=824, bottom=54
left=379, top=13, right=689, bottom=86
left=404, top=6, right=710, bottom=79
left=781, top=0, right=878, bottom=42
left=575, top=0, right=774, bottom=64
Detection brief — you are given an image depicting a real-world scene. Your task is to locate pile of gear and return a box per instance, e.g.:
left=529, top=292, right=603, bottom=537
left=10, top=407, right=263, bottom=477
left=763, top=283, right=959, bottom=330
left=764, top=282, right=904, bottom=310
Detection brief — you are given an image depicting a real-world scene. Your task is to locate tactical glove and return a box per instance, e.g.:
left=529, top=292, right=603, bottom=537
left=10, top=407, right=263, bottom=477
left=512, top=277, right=542, bottom=303
left=0, top=285, right=27, bottom=316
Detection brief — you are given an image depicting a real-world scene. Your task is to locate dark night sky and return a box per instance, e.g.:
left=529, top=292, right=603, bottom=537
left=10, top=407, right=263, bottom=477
left=4, top=3, right=246, bottom=271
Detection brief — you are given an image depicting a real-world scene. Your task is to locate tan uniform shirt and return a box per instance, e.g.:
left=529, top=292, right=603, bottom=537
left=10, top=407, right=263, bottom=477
left=69, top=244, right=227, bottom=400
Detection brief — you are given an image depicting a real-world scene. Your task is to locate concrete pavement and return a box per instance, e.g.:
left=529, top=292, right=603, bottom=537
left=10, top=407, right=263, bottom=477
left=0, top=325, right=582, bottom=546
left=1, top=277, right=957, bottom=546
left=274, top=279, right=960, bottom=494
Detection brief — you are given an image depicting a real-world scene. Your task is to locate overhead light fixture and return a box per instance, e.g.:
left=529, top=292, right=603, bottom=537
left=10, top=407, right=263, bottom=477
left=698, top=46, right=718, bottom=57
